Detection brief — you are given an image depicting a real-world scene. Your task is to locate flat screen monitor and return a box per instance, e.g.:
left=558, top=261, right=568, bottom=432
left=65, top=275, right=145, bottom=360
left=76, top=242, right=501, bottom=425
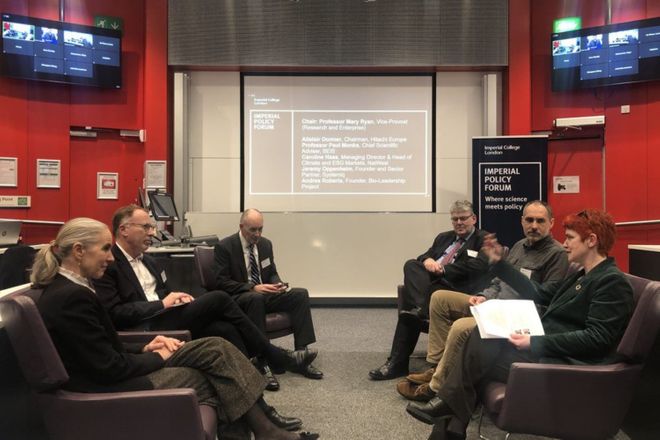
left=1, top=12, right=122, bottom=88
left=148, top=191, right=179, bottom=222
left=552, top=16, right=660, bottom=91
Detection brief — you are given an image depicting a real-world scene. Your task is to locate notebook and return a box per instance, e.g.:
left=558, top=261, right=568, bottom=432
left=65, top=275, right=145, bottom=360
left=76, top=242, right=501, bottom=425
left=0, top=220, right=21, bottom=247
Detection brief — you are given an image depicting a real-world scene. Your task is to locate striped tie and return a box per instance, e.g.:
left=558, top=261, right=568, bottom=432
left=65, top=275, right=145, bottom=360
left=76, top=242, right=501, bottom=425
left=249, top=244, right=261, bottom=285
left=437, top=238, right=464, bottom=266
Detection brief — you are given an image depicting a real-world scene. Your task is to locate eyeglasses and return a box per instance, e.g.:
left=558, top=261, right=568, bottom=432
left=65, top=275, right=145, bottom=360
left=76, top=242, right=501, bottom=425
left=451, top=215, right=473, bottom=223
left=122, top=222, right=157, bottom=232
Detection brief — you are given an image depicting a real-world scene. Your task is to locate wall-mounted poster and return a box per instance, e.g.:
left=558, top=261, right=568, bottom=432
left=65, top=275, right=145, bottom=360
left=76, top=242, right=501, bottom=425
left=97, top=172, right=119, bottom=199
left=144, top=160, right=166, bottom=189
left=0, top=157, right=18, bottom=187
left=36, top=159, right=61, bottom=188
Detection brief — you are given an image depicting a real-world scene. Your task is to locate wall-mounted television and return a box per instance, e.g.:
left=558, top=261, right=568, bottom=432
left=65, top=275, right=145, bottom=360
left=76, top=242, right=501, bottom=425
left=1, top=12, right=121, bottom=88
left=552, top=16, right=660, bottom=91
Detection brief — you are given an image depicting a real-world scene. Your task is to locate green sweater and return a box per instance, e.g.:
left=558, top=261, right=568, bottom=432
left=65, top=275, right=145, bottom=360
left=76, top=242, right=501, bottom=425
left=492, top=257, right=633, bottom=364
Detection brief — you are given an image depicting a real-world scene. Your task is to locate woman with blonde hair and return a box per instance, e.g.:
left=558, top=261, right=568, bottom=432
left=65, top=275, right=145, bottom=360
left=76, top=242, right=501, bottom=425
left=32, top=217, right=318, bottom=440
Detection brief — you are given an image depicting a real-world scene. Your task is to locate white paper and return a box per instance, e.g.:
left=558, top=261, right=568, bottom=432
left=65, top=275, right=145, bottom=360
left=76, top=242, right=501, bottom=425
left=36, top=159, right=61, bottom=188
left=145, top=160, right=167, bottom=189
left=470, top=299, right=544, bottom=339
left=97, top=172, right=119, bottom=199
left=0, top=157, right=18, bottom=187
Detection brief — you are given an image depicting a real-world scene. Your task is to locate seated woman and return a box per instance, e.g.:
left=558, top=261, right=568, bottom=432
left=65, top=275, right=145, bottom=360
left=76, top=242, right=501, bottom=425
left=405, top=209, right=634, bottom=439
left=31, top=217, right=318, bottom=440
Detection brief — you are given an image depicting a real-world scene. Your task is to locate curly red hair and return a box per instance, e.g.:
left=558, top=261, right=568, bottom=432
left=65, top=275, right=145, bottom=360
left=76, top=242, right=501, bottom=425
left=563, top=209, right=616, bottom=255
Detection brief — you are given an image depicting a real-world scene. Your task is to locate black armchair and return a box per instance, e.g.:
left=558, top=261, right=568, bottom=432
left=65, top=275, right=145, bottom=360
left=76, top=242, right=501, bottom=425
left=193, top=245, right=294, bottom=339
left=0, top=288, right=217, bottom=440
left=479, top=273, right=660, bottom=440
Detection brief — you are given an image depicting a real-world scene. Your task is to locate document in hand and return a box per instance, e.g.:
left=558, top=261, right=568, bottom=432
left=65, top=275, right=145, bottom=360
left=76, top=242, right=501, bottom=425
left=470, top=299, right=545, bottom=339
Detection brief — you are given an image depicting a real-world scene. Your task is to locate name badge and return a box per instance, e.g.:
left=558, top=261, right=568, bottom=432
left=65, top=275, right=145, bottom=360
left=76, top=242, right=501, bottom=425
left=161, top=270, right=167, bottom=282
left=261, top=258, right=271, bottom=269
left=520, top=268, right=532, bottom=279
left=467, top=249, right=478, bottom=258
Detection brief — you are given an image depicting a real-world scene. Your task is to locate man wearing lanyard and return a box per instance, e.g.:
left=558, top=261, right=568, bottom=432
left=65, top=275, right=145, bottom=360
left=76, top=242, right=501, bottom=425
left=369, top=200, right=490, bottom=380
left=214, top=208, right=322, bottom=386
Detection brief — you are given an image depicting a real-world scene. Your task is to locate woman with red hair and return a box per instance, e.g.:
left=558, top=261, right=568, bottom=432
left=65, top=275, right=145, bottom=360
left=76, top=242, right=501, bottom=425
left=406, top=209, right=634, bottom=439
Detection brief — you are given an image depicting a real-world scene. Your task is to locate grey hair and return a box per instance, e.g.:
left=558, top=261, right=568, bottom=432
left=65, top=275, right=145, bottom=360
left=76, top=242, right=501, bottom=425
left=31, top=217, right=108, bottom=287
left=449, top=200, right=474, bottom=214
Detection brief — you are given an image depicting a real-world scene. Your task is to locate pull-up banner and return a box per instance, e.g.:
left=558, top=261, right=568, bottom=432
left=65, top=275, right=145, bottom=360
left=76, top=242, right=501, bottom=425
left=472, top=136, right=548, bottom=247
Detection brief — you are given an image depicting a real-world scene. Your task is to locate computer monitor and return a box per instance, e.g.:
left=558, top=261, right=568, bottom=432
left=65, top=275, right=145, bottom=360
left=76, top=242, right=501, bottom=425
left=147, top=191, right=179, bottom=221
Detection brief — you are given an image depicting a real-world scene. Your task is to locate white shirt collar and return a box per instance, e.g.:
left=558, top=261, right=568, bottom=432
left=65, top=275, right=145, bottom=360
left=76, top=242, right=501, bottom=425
left=116, top=242, right=142, bottom=263
left=58, top=267, right=96, bottom=294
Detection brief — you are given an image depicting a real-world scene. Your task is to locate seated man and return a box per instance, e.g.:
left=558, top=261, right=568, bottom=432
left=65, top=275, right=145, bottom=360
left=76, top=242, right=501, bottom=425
left=406, top=210, right=633, bottom=439
left=369, top=200, right=490, bottom=380
left=397, top=200, right=568, bottom=401
left=213, top=208, right=323, bottom=380
left=95, top=205, right=315, bottom=400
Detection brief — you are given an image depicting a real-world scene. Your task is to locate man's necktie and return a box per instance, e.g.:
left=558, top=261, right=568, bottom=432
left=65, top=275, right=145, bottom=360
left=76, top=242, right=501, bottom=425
left=249, top=244, right=261, bottom=285
left=437, top=238, right=464, bottom=266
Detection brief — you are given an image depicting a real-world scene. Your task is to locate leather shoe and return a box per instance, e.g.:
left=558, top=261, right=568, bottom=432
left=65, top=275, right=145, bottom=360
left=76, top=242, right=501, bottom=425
left=407, top=367, right=435, bottom=385
left=298, top=432, right=320, bottom=440
left=397, top=381, right=435, bottom=402
left=262, top=405, right=302, bottom=431
left=399, top=307, right=428, bottom=323
left=406, top=397, right=454, bottom=425
left=301, top=363, right=324, bottom=379
left=369, top=359, right=408, bottom=380
left=261, top=365, right=280, bottom=391
left=285, top=347, right=319, bottom=375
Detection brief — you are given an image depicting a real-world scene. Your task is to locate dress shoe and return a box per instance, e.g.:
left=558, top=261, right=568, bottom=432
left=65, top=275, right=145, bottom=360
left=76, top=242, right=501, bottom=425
left=262, top=405, right=302, bottom=431
left=368, top=359, right=408, bottom=380
left=301, top=363, right=324, bottom=379
left=406, top=397, right=454, bottom=425
left=397, top=380, right=435, bottom=402
left=261, top=365, right=280, bottom=391
left=285, top=348, right=319, bottom=375
left=399, top=307, right=429, bottom=324
left=407, top=367, right=435, bottom=385
left=297, top=432, right=320, bottom=440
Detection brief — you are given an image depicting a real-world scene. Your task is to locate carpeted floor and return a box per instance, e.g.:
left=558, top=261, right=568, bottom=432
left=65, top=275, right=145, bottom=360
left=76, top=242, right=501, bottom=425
left=264, top=307, right=632, bottom=440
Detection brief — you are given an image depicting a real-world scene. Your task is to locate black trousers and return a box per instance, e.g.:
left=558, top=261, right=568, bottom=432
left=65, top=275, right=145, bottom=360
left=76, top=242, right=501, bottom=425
left=233, top=287, right=316, bottom=349
left=435, top=328, right=538, bottom=435
left=147, top=290, right=270, bottom=358
left=401, top=259, right=455, bottom=316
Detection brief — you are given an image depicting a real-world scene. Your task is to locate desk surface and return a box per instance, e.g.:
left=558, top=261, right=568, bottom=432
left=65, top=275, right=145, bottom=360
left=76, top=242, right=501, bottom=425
left=628, top=244, right=660, bottom=253
left=146, top=246, right=196, bottom=254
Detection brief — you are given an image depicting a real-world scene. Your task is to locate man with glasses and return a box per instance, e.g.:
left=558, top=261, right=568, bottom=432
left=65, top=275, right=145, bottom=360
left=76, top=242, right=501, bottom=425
left=94, top=205, right=318, bottom=417
left=369, top=200, right=490, bottom=380
left=397, top=200, right=568, bottom=402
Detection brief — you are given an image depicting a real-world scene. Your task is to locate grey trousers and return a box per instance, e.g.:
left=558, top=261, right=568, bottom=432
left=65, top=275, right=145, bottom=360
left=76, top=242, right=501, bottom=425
left=147, top=337, right=266, bottom=423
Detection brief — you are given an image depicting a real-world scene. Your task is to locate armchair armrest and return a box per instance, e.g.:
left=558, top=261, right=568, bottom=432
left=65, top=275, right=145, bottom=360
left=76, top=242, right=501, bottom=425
left=40, top=388, right=208, bottom=440
left=496, top=361, right=642, bottom=439
left=118, top=330, right=192, bottom=343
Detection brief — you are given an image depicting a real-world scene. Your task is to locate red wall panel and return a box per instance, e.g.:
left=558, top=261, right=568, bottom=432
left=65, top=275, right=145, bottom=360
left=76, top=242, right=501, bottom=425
left=0, top=0, right=168, bottom=243
left=511, top=0, right=660, bottom=271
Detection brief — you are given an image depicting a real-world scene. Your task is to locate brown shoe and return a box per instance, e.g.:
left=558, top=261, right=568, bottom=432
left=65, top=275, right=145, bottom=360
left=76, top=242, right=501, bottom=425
left=406, top=367, right=435, bottom=385
left=397, top=380, right=435, bottom=402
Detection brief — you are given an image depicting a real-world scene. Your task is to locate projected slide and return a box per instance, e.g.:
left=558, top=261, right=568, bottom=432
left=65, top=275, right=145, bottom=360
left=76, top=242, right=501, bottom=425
left=243, top=75, right=434, bottom=212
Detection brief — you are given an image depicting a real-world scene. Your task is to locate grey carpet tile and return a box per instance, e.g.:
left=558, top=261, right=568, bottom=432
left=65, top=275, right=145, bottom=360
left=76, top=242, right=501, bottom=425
left=264, top=307, right=631, bottom=440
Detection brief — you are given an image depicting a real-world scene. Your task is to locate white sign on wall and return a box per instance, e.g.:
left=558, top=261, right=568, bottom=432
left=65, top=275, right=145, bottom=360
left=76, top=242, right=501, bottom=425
left=553, top=176, right=580, bottom=194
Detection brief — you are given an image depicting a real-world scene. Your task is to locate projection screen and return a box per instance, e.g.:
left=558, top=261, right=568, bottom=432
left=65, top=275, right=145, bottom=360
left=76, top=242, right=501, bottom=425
left=242, top=74, right=435, bottom=212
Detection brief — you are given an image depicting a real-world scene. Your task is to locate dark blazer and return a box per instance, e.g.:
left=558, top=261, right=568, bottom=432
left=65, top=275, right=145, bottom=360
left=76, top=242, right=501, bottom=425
left=492, top=257, right=633, bottom=364
left=418, top=228, right=490, bottom=293
left=213, top=233, right=282, bottom=296
left=94, top=244, right=170, bottom=330
left=37, top=274, right=163, bottom=392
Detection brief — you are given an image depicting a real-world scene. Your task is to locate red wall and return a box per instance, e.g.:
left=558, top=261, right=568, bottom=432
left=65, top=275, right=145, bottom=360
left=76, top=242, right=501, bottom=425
left=508, top=0, right=660, bottom=271
left=0, top=0, right=168, bottom=243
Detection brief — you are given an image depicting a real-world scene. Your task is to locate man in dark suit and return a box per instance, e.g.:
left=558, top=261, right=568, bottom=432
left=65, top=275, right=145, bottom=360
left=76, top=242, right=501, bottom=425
left=369, top=200, right=490, bottom=380
left=94, top=205, right=316, bottom=403
left=213, top=208, right=323, bottom=380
